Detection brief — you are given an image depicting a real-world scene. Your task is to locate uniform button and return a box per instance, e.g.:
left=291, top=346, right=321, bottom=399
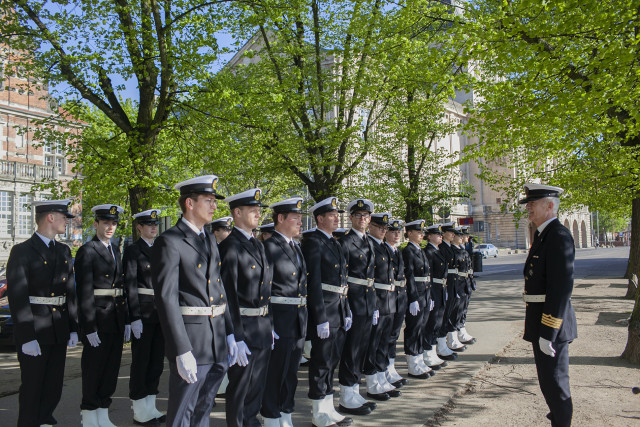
left=382, top=257, right=385, bottom=261
left=65, top=260, right=68, bottom=264
left=292, top=272, right=296, bottom=276
left=261, top=281, right=264, bottom=285
left=346, top=264, right=349, bottom=268
left=208, top=280, right=211, bottom=284
left=105, top=274, right=109, bottom=277
left=260, top=296, right=264, bottom=300
left=112, top=284, right=115, bottom=288
left=210, top=297, right=214, bottom=301
left=198, top=264, right=201, bottom=268
left=52, top=307, right=56, bottom=312
left=217, top=278, right=220, bottom=282
left=146, top=265, right=150, bottom=268
left=62, top=277, right=66, bottom=281
left=335, top=264, right=338, bottom=268
left=221, top=294, right=224, bottom=298
left=44, top=261, right=47, bottom=265
left=252, top=265, right=256, bottom=269
left=218, top=262, right=221, bottom=266
left=51, top=292, right=55, bottom=296
left=359, top=255, right=363, bottom=258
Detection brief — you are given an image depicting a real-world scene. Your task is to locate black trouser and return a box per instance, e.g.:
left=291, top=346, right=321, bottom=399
left=226, top=345, right=271, bottom=427
left=17, top=342, right=67, bottom=426
left=363, top=313, right=394, bottom=374
left=81, top=331, right=123, bottom=410
left=166, top=360, right=227, bottom=427
left=404, top=299, right=427, bottom=356
left=440, top=282, right=457, bottom=335
left=454, top=293, right=468, bottom=330
left=388, top=305, right=406, bottom=359
left=460, top=289, right=472, bottom=325
left=339, top=314, right=373, bottom=387
left=308, top=327, right=346, bottom=399
left=532, top=340, right=572, bottom=427
left=261, top=336, right=304, bottom=418
left=130, top=321, right=165, bottom=400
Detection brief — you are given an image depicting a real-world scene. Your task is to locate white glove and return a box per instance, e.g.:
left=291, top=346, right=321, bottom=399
left=176, top=351, right=198, bottom=384
left=372, top=310, right=379, bottom=326
left=317, top=321, right=330, bottom=339
left=124, top=324, right=131, bottom=342
left=539, top=337, right=556, bottom=357
left=236, top=341, right=252, bottom=367
left=22, top=339, right=41, bottom=356
left=456, top=293, right=460, bottom=299
left=68, top=332, right=78, bottom=347
left=131, top=319, right=143, bottom=339
left=86, top=332, right=101, bottom=347
left=226, top=334, right=238, bottom=366
left=429, top=300, right=435, bottom=311
left=344, top=317, right=353, bottom=331
left=409, top=301, right=420, bottom=316
left=272, top=330, right=279, bottom=349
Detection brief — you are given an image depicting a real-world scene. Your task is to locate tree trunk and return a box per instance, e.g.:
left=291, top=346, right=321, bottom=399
left=624, top=197, right=640, bottom=298
left=621, top=268, right=640, bottom=364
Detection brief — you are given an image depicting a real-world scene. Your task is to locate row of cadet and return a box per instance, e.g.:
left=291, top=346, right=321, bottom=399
left=5, top=174, right=477, bottom=427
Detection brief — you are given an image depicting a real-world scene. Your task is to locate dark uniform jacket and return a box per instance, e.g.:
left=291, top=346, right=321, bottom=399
left=301, top=229, right=351, bottom=329
left=387, top=242, right=407, bottom=313
left=7, top=234, right=77, bottom=345
left=402, top=242, right=430, bottom=310
left=439, top=242, right=465, bottom=297
left=424, top=243, right=447, bottom=307
left=340, top=229, right=376, bottom=317
left=263, top=232, right=308, bottom=339
left=219, top=228, right=273, bottom=349
left=152, top=219, right=233, bottom=363
left=76, top=236, right=127, bottom=337
left=454, top=246, right=472, bottom=295
left=370, top=237, right=396, bottom=315
left=124, top=238, right=158, bottom=324
left=523, top=219, right=577, bottom=343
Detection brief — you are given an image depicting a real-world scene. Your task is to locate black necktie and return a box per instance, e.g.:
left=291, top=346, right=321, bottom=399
left=289, top=241, right=300, bottom=266
left=48, top=240, right=55, bottom=252
left=107, top=244, right=114, bottom=260
left=534, top=230, right=540, bottom=242
left=200, top=233, right=210, bottom=256
left=250, top=236, right=261, bottom=252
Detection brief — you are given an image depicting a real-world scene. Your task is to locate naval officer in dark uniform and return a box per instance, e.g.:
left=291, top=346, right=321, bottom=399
left=520, top=183, right=577, bottom=427
left=124, top=209, right=165, bottom=425
left=261, top=197, right=308, bottom=427
left=436, top=222, right=461, bottom=360
left=76, top=204, right=128, bottom=427
left=152, top=175, right=237, bottom=427
left=209, top=216, right=233, bottom=243
left=456, top=228, right=476, bottom=345
left=219, top=189, right=274, bottom=427
left=7, top=199, right=78, bottom=427
left=302, top=197, right=353, bottom=427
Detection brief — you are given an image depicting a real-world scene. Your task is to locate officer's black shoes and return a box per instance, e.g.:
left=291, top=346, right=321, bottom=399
left=154, top=414, right=166, bottom=423
left=427, top=370, right=436, bottom=377
left=386, top=389, right=402, bottom=398
left=461, top=338, right=477, bottom=345
left=133, top=418, right=160, bottom=426
left=337, top=417, right=353, bottom=426
left=429, top=364, right=442, bottom=370
left=437, top=352, right=458, bottom=361
left=364, top=401, right=377, bottom=410
left=339, top=404, right=373, bottom=416
left=408, top=372, right=430, bottom=379
left=451, top=345, right=467, bottom=352
left=391, top=379, right=405, bottom=388
left=366, top=392, right=390, bottom=401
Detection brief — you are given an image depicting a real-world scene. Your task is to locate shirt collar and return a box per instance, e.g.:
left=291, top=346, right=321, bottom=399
left=409, top=241, right=421, bottom=249
left=429, top=242, right=439, bottom=250
left=35, top=231, right=53, bottom=247
left=350, top=228, right=364, bottom=239
left=537, top=217, right=557, bottom=234
left=275, top=230, right=292, bottom=244
left=141, top=237, right=154, bottom=247
left=368, top=235, right=382, bottom=245
left=181, top=217, right=204, bottom=235
left=317, top=228, right=333, bottom=239
left=385, top=242, right=397, bottom=252
left=235, top=226, right=254, bottom=240
left=443, top=241, right=451, bottom=247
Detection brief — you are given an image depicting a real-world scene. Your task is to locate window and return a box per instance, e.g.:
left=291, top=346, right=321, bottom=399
left=0, top=191, right=13, bottom=235
left=44, top=141, right=65, bottom=175
left=16, top=193, right=32, bottom=236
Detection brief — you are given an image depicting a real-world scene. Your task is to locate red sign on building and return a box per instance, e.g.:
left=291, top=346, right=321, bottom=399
left=459, top=217, right=474, bottom=225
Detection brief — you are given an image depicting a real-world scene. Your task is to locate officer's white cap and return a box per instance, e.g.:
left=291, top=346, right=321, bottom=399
left=347, top=198, right=374, bottom=213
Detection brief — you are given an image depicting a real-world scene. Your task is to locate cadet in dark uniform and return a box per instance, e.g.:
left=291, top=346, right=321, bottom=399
left=258, top=223, right=275, bottom=242
left=436, top=223, right=461, bottom=360
left=332, top=228, right=347, bottom=239
left=456, top=228, right=476, bottom=345
left=302, top=197, right=353, bottom=426
left=7, top=199, right=77, bottom=427
left=446, top=228, right=468, bottom=352
left=422, top=225, right=448, bottom=370
left=76, top=204, right=128, bottom=427
left=209, top=216, right=233, bottom=243
left=383, top=219, right=408, bottom=387
left=338, top=199, right=378, bottom=415
left=125, top=209, right=165, bottom=425
left=401, top=220, right=432, bottom=379
left=520, top=183, right=577, bottom=427
left=219, top=189, right=274, bottom=427
left=261, top=197, right=308, bottom=427
left=152, top=175, right=237, bottom=427
left=363, top=213, right=402, bottom=400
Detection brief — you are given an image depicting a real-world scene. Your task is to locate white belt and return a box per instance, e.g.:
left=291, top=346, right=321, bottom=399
left=414, top=276, right=431, bottom=282
left=374, top=282, right=395, bottom=291
left=240, top=306, right=269, bottom=316
left=29, top=296, right=66, bottom=306
left=523, top=293, right=545, bottom=303
left=447, top=269, right=458, bottom=274
left=181, top=303, right=226, bottom=317
left=457, top=272, right=469, bottom=277
left=321, top=283, right=349, bottom=295
left=394, top=280, right=406, bottom=288
left=137, top=288, right=155, bottom=296
left=94, top=289, right=124, bottom=297
left=469, top=269, right=474, bottom=275
left=271, top=296, right=307, bottom=306
left=347, top=277, right=374, bottom=287
left=432, top=278, right=446, bottom=285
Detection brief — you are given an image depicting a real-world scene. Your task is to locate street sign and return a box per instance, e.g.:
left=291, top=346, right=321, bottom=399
left=459, top=217, right=474, bottom=225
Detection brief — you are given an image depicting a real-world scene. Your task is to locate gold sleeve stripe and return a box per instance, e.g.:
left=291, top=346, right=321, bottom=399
left=541, top=314, right=563, bottom=329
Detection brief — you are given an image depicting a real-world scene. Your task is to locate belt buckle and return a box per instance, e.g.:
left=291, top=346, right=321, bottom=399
left=56, top=296, right=64, bottom=305
left=367, top=278, right=374, bottom=287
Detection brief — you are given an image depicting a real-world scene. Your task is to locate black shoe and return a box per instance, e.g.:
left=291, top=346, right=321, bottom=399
left=437, top=352, right=458, bottom=361
left=216, top=392, right=226, bottom=398
left=364, top=401, right=377, bottom=410
left=407, top=372, right=430, bottom=379
left=133, top=419, right=160, bottom=426
left=366, top=392, right=390, bottom=401
left=337, top=417, right=353, bottom=426
left=450, top=345, right=467, bottom=352
left=386, top=389, right=402, bottom=398
left=154, top=414, right=166, bottom=423
left=461, top=338, right=476, bottom=345
left=429, top=364, right=442, bottom=370
left=427, top=370, right=436, bottom=377
left=391, top=379, right=405, bottom=388
left=338, top=404, right=372, bottom=416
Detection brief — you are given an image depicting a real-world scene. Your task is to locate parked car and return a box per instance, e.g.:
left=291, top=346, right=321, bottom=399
left=0, top=268, right=13, bottom=345
left=474, top=243, right=498, bottom=258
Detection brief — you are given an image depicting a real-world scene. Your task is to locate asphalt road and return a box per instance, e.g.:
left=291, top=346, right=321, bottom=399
left=0, top=246, right=630, bottom=426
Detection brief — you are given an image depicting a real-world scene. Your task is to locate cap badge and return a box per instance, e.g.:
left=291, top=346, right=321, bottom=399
left=109, top=206, right=117, bottom=215
left=150, top=211, right=157, bottom=219
left=255, top=190, right=261, bottom=200
left=383, top=214, right=388, bottom=222
left=296, top=200, right=302, bottom=209
left=227, top=218, right=232, bottom=225
left=331, top=198, right=337, bottom=207
left=212, top=178, right=218, bottom=190
left=67, top=202, right=72, bottom=210
left=357, top=200, right=364, bottom=208
left=420, top=220, right=425, bottom=227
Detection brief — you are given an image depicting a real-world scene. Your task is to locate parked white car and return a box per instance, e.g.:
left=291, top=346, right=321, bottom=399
left=474, top=243, right=498, bottom=258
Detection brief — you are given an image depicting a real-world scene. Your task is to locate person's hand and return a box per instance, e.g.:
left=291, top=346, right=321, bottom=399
left=124, top=324, right=131, bottom=342
left=22, top=340, right=41, bottom=356
left=236, top=341, right=252, bottom=367
left=176, top=351, right=198, bottom=383
left=430, top=300, right=435, bottom=311
left=86, top=332, right=101, bottom=347
left=131, top=319, right=143, bottom=339
left=539, top=337, right=556, bottom=357
left=372, top=310, right=379, bottom=326
left=344, top=317, right=353, bottom=331
left=409, top=301, right=420, bottom=316
left=226, top=334, right=238, bottom=366
left=271, top=330, right=280, bottom=349
left=67, top=332, right=78, bottom=347
left=317, top=322, right=330, bottom=339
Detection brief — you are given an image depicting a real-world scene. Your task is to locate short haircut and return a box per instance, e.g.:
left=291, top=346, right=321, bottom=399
left=178, top=192, right=201, bottom=213
left=549, top=197, right=560, bottom=214
left=35, top=211, right=50, bottom=225
left=273, top=212, right=289, bottom=226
